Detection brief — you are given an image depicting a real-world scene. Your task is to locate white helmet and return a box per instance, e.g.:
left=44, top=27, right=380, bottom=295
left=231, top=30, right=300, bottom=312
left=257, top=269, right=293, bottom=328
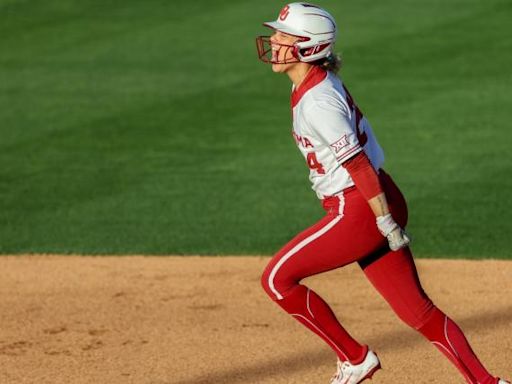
left=256, top=2, right=337, bottom=63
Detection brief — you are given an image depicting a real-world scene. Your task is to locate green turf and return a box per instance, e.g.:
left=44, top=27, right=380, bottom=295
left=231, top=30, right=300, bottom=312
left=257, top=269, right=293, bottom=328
left=1, top=0, right=511, bottom=257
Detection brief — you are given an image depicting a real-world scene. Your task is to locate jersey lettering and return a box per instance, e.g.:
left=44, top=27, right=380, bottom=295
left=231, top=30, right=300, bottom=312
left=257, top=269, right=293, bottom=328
left=303, top=137, right=314, bottom=148
left=293, top=131, right=315, bottom=148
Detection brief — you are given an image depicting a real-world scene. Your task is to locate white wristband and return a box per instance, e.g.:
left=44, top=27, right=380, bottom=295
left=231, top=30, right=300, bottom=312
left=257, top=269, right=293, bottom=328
left=376, top=214, right=398, bottom=236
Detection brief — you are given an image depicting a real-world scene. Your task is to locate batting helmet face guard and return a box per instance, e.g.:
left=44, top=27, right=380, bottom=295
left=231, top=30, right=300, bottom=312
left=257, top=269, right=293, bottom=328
left=256, top=2, right=337, bottom=64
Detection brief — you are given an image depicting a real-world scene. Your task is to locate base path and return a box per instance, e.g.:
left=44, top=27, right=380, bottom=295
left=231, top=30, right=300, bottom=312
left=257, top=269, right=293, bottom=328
left=0, top=256, right=510, bottom=384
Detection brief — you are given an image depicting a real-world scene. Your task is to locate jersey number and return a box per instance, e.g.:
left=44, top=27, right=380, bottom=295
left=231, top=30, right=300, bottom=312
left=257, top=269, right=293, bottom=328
left=343, top=85, right=368, bottom=147
left=307, top=153, right=325, bottom=174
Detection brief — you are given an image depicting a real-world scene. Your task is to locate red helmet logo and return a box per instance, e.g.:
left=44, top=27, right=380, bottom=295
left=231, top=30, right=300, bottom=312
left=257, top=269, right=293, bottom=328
left=279, top=5, right=290, bottom=21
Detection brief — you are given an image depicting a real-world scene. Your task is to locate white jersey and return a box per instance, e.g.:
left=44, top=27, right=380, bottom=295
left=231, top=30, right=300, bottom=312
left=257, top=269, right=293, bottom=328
left=291, top=66, right=385, bottom=200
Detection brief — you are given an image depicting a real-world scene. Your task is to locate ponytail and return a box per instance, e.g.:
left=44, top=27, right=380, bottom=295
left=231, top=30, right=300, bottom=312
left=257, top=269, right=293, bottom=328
left=319, top=53, right=342, bottom=73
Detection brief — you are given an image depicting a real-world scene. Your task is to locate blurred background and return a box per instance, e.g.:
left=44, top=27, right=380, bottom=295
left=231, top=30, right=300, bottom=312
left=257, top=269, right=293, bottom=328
left=1, top=0, right=510, bottom=257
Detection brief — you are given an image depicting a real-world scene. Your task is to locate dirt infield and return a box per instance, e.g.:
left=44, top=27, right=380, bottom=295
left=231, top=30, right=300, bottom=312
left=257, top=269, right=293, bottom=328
left=0, top=256, right=510, bottom=384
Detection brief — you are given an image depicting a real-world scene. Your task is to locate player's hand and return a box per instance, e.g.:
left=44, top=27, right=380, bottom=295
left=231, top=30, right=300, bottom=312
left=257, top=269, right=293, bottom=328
left=386, top=227, right=411, bottom=251
left=376, top=214, right=411, bottom=251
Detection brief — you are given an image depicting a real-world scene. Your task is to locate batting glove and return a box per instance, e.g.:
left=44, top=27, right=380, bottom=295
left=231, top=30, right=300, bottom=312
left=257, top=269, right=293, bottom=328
left=376, top=214, right=411, bottom=251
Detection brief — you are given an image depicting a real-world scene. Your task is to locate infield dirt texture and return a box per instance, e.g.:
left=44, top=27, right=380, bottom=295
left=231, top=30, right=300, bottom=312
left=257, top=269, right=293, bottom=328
left=0, top=256, right=510, bottom=383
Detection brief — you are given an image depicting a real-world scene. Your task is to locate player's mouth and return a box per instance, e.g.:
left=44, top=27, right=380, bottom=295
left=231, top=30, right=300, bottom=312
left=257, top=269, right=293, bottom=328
left=271, top=45, right=279, bottom=62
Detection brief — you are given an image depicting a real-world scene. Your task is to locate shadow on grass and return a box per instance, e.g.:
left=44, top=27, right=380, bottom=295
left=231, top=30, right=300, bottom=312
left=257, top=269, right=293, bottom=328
left=172, top=305, right=511, bottom=384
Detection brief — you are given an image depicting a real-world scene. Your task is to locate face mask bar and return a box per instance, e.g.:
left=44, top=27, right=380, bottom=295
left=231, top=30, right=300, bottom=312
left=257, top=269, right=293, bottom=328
left=256, top=36, right=301, bottom=64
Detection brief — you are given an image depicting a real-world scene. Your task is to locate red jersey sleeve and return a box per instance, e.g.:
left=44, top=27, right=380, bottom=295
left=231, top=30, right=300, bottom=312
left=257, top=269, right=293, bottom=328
left=342, top=151, right=383, bottom=201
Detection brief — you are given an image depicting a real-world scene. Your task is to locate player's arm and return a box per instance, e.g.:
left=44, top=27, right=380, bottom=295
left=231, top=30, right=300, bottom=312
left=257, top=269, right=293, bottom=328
left=342, top=151, right=410, bottom=251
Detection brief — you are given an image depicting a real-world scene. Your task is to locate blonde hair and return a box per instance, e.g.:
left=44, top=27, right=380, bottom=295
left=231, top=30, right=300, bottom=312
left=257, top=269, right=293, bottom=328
left=319, top=53, right=342, bottom=73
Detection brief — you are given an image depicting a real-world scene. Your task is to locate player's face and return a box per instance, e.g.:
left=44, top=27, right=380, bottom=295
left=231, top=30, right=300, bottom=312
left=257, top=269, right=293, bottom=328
left=270, top=31, right=300, bottom=73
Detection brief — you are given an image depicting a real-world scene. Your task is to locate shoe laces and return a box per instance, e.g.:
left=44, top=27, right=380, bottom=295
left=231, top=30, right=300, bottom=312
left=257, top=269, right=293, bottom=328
left=341, top=361, right=352, bottom=372
left=331, top=360, right=352, bottom=383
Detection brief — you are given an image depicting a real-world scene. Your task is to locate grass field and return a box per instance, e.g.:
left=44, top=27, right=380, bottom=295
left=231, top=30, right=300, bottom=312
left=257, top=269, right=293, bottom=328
left=1, top=0, right=511, bottom=257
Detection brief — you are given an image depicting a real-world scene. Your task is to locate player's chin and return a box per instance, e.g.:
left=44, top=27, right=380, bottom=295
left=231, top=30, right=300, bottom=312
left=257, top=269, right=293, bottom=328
left=271, top=63, right=289, bottom=73
left=271, top=63, right=282, bottom=73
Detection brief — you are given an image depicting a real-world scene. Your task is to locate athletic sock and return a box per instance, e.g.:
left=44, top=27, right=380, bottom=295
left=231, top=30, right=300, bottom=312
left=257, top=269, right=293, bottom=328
left=275, top=284, right=366, bottom=362
left=418, top=307, right=495, bottom=384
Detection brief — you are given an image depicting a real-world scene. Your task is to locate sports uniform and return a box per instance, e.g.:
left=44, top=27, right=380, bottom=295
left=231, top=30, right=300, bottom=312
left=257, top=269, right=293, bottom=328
left=256, top=3, right=509, bottom=384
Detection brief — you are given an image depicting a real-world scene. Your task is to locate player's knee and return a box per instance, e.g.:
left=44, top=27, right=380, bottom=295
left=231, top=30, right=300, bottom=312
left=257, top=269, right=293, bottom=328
left=393, top=298, right=436, bottom=329
left=260, top=263, right=294, bottom=301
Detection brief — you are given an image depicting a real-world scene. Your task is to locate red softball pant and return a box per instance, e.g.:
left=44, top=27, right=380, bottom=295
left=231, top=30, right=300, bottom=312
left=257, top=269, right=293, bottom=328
left=261, top=171, right=495, bottom=384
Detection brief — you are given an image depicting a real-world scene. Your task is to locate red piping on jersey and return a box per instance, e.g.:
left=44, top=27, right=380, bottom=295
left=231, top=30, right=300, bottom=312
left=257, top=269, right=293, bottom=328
left=336, top=145, right=361, bottom=162
left=291, top=66, right=328, bottom=108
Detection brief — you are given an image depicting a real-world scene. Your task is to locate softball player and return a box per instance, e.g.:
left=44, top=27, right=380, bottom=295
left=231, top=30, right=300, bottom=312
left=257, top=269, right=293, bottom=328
left=256, top=3, right=509, bottom=384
